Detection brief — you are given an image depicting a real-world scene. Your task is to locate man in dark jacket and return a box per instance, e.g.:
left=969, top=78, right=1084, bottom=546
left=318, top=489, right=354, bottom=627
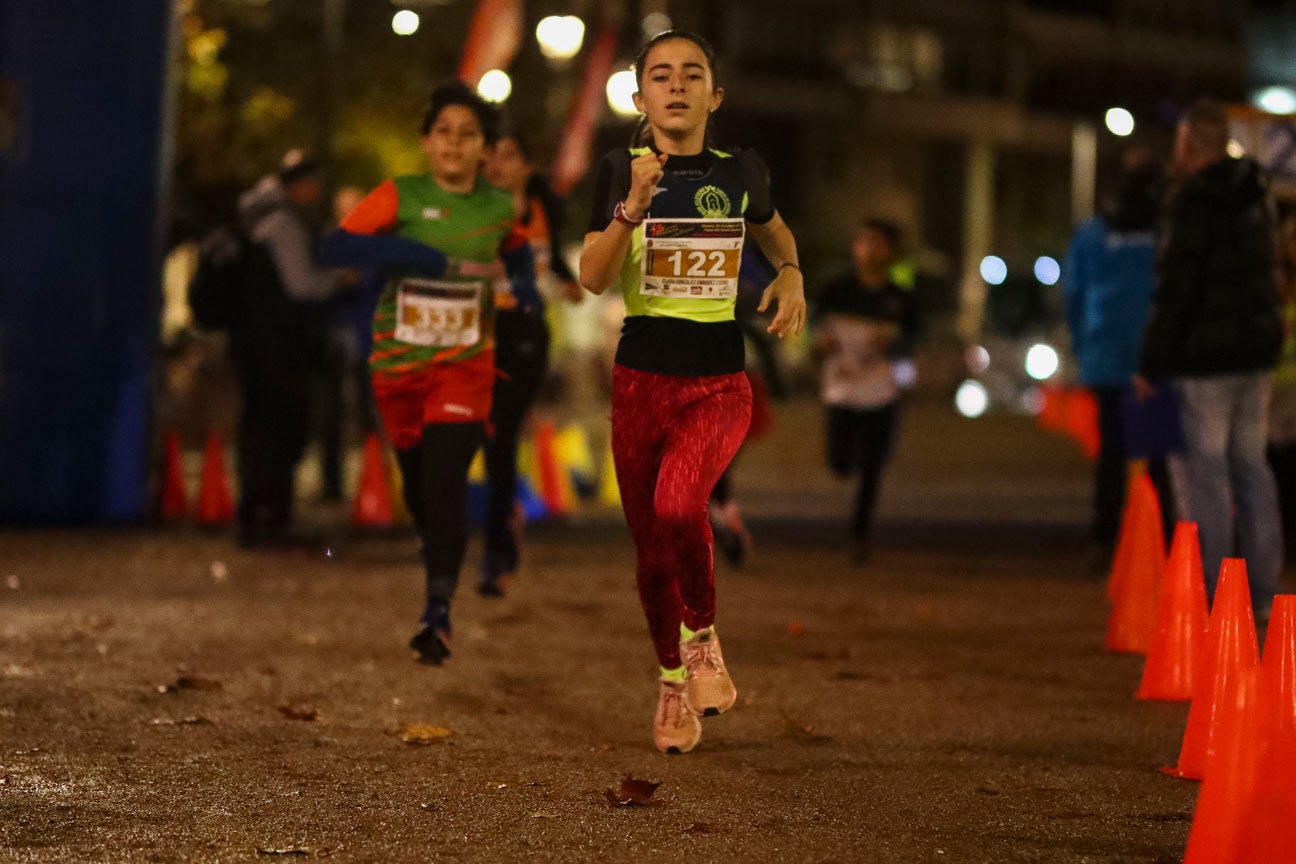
left=1137, top=99, right=1283, bottom=620
left=234, top=150, right=351, bottom=547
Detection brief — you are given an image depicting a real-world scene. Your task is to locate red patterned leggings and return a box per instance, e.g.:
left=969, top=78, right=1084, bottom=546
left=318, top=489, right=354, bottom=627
left=611, top=365, right=752, bottom=668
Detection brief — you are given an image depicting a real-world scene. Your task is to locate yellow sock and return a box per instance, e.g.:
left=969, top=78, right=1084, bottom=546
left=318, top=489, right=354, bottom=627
left=660, top=665, right=686, bottom=683
left=679, top=622, right=697, bottom=642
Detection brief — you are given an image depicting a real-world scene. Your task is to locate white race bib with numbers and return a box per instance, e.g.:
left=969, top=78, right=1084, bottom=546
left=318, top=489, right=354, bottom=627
left=394, top=278, right=483, bottom=348
left=640, top=218, right=745, bottom=300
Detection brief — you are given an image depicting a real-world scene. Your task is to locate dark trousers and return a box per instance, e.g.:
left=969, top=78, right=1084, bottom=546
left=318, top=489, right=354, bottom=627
left=826, top=403, right=898, bottom=543
left=396, top=421, right=485, bottom=609
left=315, top=334, right=348, bottom=501
left=236, top=355, right=312, bottom=538
left=1268, top=442, right=1296, bottom=562
left=1093, top=385, right=1175, bottom=546
left=484, top=311, right=549, bottom=571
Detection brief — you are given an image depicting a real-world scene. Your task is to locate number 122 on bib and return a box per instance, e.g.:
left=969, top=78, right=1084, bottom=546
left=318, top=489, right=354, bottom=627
left=641, top=218, right=744, bottom=299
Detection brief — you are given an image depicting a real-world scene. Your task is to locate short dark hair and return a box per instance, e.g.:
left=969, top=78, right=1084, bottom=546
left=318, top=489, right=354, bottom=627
left=278, top=148, right=319, bottom=186
left=1181, top=98, right=1229, bottom=156
left=859, top=218, right=901, bottom=249
left=496, top=127, right=533, bottom=161
left=421, top=80, right=501, bottom=144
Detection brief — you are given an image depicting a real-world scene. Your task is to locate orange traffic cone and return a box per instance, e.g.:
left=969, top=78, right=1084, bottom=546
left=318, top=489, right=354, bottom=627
left=159, top=430, right=188, bottom=520
left=1105, top=474, right=1165, bottom=654
left=196, top=431, right=235, bottom=524
left=1164, top=559, right=1260, bottom=780
left=1065, top=389, right=1100, bottom=460
left=533, top=421, right=572, bottom=518
left=1182, top=667, right=1264, bottom=864
left=352, top=434, right=394, bottom=527
left=1137, top=522, right=1209, bottom=701
left=1259, top=595, right=1296, bottom=745
left=1237, top=630, right=1296, bottom=864
left=1108, top=466, right=1150, bottom=601
left=1035, top=385, right=1068, bottom=436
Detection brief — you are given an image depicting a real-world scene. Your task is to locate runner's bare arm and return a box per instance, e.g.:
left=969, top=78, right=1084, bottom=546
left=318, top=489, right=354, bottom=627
left=748, top=212, right=807, bottom=337
left=579, top=152, right=667, bottom=295
left=579, top=228, right=636, bottom=296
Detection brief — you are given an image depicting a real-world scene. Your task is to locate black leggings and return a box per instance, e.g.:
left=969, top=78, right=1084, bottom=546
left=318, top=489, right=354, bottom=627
left=826, top=403, right=898, bottom=543
left=484, top=311, right=549, bottom=570
left=396, top=421, right=485, bottom=609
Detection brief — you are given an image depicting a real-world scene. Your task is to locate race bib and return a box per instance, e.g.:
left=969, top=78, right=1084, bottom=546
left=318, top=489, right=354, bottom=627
left=394, top=278, right=483, bottom=348
left=640, top=218, right=744, bottom=299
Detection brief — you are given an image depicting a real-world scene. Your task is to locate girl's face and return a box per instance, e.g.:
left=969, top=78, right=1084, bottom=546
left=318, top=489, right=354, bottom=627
left=485, top=137, right=531, bottom=194
left=632, top=38, right=723, bottom=139
left=422, top=104, right=487, bottom=184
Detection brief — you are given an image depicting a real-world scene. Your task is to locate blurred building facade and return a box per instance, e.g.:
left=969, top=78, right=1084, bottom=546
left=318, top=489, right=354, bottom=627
left=654, top=0, right=1251, bottom=342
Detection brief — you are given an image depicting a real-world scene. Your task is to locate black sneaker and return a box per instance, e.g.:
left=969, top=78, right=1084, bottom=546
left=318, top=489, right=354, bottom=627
left=410, top=605, right=452, bottom=665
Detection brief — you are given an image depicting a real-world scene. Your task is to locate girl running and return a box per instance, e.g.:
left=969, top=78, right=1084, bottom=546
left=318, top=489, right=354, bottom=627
left=322, top=81, right=537, bottom=665
left=478, top=132, right=582, bottom=597
left=579, top=31, right=806, bottom=753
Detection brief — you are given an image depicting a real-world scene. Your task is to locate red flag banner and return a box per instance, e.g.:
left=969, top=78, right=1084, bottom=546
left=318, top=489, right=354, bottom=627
left=457, top=0, right=524, bottom=86
left=551, top=27, right=620, bottom=195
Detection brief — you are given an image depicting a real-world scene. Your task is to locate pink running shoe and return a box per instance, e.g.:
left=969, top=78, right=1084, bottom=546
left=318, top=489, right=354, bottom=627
left=682, top=626, right=737, bottom=716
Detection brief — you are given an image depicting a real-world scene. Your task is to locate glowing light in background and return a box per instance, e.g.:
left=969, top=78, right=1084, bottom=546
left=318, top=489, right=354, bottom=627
left=606, top=69, right=639, bottom=117
left=1254, top=86, right=1296, bottom=115
left=391, top=10, right=419, bottom=36
left=1033, top=256, right=1060, bottom=286
left=1226, top=140, right=1245, bottom=159
left=642, top=12, right=672, bottom=37
left=477, top=70, right=512, bottom=103
left=536, top=15, right=585, bottom=60
left=979, top=256, right=1007, bottom=286
left=1025, top=344, right=1059, bottom=381
left=965, top=345, right=990, bottom=374
left=1104, top=107, right=1134, bottom=136
left=955, top=380, right=989, bottom=419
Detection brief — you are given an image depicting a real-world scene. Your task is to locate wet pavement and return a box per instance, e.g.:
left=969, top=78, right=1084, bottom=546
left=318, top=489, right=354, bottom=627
left=0, top=398, right=1250, bottom=863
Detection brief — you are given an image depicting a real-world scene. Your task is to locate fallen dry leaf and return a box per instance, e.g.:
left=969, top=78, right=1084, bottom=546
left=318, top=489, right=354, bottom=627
left=157, top=674, right=222, bottom=694
left=276, top=705, right=318, bottom=722
left=255, top=847, right=310, bottom=856
left=604, top=775, right=661, bottom=807
left=399, top=723, right=453, bottom=745
left=530, top=812, right=558, bottom=819
left=149, top=715, right=213, bottom=727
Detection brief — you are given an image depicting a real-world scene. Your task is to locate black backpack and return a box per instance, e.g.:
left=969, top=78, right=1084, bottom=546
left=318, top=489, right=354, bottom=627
left=188, top=225, right=250, bottom=330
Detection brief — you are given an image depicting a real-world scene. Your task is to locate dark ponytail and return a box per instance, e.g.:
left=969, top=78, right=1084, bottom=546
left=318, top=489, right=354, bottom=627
left=629, top=30, right=720, bottom=149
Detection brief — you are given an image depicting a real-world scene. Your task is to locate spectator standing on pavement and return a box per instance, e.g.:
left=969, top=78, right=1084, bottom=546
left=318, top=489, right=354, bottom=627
left=234, top=150, right=352, bottom=547
left=1063, top=155, right=1174, bottom=557
left=1268, top=214, right=1296, bottom=562
left=1137, top=98, right=1284, bottom=621
left=812, top=219, right=919, bottom=564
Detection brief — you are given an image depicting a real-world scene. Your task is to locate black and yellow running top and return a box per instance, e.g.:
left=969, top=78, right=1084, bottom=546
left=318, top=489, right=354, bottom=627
left=587, top=146, right=775, bottom=376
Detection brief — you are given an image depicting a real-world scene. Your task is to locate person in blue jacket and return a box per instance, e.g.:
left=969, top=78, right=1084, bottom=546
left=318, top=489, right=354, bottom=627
left=1064, top=155, right=1172, bottom=554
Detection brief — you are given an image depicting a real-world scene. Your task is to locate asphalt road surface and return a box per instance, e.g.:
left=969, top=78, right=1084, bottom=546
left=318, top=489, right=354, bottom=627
left=1, top=400, right=1250, bottom=863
